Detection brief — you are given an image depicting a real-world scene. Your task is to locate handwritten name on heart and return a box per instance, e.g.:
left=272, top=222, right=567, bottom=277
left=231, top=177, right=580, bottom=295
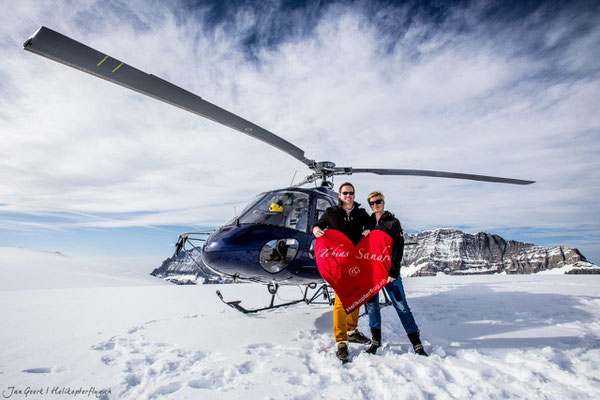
left=315, top=229, right=393, bottom=313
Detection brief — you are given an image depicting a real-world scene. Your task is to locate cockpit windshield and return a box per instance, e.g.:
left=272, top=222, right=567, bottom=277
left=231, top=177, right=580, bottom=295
left=238, top=191, right=310, bottom=232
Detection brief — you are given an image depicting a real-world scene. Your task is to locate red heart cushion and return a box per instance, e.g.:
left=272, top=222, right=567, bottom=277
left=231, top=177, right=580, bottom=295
left=315, top=229, right=393, bottom=313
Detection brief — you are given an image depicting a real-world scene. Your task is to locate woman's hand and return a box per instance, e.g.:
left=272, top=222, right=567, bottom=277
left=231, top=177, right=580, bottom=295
left=387, top=276, right=396, bottom=283
left=362, top=229, right=371, bottom=236
left=312, top=226, right=325, bottom=238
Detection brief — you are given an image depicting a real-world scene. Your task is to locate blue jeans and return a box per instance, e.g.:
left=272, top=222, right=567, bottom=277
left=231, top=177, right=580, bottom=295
left=365, top=278, right=419, bottom=334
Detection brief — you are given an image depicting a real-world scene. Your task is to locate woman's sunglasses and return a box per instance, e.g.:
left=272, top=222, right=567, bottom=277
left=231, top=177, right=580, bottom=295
left=369, top=199, right=383, bottom=206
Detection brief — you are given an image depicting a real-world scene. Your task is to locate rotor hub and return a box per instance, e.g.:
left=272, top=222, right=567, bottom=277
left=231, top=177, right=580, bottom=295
left=316, top=161, right=336, bottom=172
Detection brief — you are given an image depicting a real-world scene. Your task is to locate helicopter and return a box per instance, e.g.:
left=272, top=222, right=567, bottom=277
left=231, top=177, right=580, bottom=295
left=24, top=26, right=535, bottom=312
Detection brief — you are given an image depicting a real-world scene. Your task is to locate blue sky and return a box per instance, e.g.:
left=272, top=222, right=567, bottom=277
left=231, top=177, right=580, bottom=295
left=1, top=0, right=599, bottom=267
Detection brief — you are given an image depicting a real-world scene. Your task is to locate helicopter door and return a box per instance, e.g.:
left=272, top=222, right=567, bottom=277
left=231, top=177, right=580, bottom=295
left=308, top=197, right=337, bottom=259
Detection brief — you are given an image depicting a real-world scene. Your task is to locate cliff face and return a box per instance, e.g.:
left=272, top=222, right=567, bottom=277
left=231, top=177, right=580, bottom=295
left=402, top=229, right=597, bottom=277
left=151, top=249, right=234, bottom=284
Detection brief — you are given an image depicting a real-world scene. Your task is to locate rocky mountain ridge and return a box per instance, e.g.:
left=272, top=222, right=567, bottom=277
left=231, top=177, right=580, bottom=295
left=151, top=249, right=235, bottom=285
left=402, top=229, right=597, bottom=276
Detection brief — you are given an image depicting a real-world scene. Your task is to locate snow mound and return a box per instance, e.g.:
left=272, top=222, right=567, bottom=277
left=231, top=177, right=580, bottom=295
left=0, top=247, right=167, bottom=291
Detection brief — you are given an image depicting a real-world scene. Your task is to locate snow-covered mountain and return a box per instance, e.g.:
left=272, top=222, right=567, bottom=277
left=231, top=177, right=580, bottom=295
left=402, top=229, right=599, bottom=277
left=153, top=229, right=599, bottom=283
left=151, top=249, right=235, bottom=285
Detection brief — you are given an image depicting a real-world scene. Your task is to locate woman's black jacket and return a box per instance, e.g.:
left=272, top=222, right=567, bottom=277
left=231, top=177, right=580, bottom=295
left=371, top=211, right=404, bottom=279
left=312, top=202, right=374, bottom=245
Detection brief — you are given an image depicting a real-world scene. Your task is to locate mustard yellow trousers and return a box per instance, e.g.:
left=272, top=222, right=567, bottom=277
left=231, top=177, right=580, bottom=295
left=333, top=294, right=360, bottom=342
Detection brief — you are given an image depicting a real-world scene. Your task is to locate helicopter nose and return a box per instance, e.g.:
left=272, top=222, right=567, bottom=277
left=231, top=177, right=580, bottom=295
left=202, top=246, right=260, bottom=277
left=201, top=224, right=301, bottom=278
left=201, top=225, right=265, bottom=278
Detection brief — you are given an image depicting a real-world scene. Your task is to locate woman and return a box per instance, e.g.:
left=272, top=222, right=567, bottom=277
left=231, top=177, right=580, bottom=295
left=364, top=190, right=428, bottom=356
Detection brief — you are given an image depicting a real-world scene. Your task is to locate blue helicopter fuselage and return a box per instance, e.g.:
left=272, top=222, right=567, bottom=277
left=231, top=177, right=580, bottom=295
left=201, top=186, right=339, bottom=284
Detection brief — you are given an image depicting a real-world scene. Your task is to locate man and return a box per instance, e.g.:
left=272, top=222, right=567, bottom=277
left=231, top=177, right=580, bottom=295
left=364, top=190, right=427, bottom=356
left=312, top=182, right=373, bottom=362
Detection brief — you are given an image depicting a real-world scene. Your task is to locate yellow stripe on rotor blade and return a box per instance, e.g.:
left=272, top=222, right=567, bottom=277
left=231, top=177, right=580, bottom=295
left=97, top=55, right=109, bottom=67
left=112, top=62, right=124, bottom=73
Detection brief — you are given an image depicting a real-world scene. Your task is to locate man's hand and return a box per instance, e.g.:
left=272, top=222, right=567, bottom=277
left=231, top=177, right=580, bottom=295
left=387, top=276, right=396, bottom=283
left=313, top=226, right=325, bottom=238
left=362, top=229, right=371, bottom=236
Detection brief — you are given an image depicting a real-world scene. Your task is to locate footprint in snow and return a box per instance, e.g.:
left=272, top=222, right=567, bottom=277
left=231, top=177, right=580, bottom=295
left=245, top=342, right=275, bottom=355
left=236, top=360, right=255, bottom=374
left=154, top=382, right=181, bottom=396
left=188, top=378, right=211, bottom=389
left=92, top=340, right=116, bottom=350
left=101, top=355, right=116, bottom=365
left=23, top=367, right=65, bottom=374
left=160, top=361, right=181, bottom=374
left=127, top=326, right=144, bottom=334
left=123, top=373, right=142, bottom=387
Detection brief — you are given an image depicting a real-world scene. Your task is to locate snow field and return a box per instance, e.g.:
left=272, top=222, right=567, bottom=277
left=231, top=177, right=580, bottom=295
left=1, top=249, right=599, bottom=399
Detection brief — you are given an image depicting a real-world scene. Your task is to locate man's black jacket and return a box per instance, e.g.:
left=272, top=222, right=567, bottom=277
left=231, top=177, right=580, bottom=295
left=371, top=211, right=404, bottom=279
left=312, top=202, right=373, bottom=245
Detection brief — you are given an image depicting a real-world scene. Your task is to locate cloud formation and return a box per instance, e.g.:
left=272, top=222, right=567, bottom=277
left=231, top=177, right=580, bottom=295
left=1, top=0, right=599, bottom=260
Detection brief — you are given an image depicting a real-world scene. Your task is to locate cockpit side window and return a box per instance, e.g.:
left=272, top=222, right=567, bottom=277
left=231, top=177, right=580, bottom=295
left=308, top=197, right=336, bottom=259
left=315, top=197, right=334, bottom=221
left=238, top=191, right=310, bottom=232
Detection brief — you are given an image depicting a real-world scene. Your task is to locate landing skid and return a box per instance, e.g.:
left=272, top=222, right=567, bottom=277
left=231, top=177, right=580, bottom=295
left=216, top=283, right=333, bottom=314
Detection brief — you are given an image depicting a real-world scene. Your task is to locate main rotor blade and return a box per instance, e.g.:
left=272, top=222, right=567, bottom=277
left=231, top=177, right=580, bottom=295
left=23, top=26, right=314, bottom=167
left=349, top=168, right=535, bottom=185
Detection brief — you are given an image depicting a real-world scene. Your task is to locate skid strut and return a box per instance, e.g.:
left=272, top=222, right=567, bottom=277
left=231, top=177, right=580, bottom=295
left=216, top=283, right=333, bottom=314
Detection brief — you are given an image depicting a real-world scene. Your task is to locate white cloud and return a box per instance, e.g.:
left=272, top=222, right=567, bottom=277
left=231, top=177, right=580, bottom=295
left=0, top=0, right=598, bottom=258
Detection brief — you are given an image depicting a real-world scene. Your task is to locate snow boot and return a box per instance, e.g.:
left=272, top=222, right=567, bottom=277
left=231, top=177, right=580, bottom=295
left=336, top=342, right=349, bottom=363
left=347, top=329, right=370, bottom=344
left=408, top=332, right=428, bottom=357
left=365, top=328, right=381, bottom=355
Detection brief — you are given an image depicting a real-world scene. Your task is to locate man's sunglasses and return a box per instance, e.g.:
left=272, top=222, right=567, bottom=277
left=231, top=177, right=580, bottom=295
left=341, top=191, right=355, bottom=196
left=369, top=199, right=383, bottom=206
